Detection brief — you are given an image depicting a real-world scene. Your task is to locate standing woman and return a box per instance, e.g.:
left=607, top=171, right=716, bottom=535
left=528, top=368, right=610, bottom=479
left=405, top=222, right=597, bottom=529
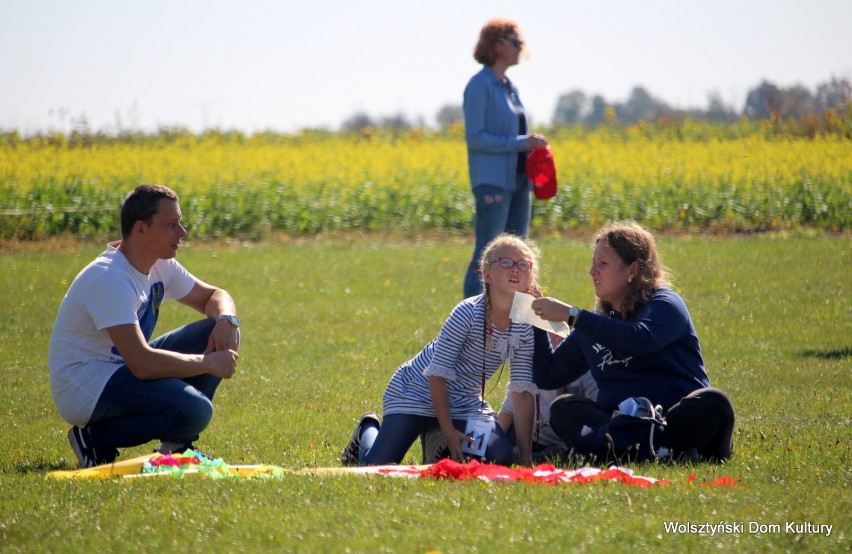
left=462, top=18, right=547, bottom=299
left=531, top=221, right=736, bottom=462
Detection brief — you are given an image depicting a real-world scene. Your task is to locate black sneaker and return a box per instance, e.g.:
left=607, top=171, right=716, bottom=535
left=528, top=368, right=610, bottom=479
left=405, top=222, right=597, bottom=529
left=341, top=412, right=380, bottom=466
left=154, top=442, right=199, bottom=455
left=68, top=426, right=118, bottom=468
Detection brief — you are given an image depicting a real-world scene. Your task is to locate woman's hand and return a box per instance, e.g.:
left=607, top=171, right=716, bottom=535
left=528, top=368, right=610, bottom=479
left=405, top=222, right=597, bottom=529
left=531, top=297, right=571, bottom=322
left=526, top=134, right=547, bottom=149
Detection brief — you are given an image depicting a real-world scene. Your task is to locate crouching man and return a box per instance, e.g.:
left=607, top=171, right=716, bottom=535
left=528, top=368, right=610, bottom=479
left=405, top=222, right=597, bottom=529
left=49, top=184, right=240, bottom=467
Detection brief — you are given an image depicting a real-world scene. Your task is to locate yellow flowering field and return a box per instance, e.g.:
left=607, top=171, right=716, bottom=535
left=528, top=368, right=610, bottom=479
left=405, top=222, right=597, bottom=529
left=0, top=126, right=849, bottom=240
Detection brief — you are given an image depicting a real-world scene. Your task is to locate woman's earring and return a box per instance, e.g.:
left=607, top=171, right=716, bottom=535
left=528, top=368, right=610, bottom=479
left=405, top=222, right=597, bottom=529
left=628, top=276, right=633, bottom=283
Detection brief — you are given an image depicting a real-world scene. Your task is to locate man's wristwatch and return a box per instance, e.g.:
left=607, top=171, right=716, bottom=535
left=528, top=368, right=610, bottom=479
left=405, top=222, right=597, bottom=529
left=218, top=314, right=240, bottom=328
left=567, top=306, right=580, bottom=327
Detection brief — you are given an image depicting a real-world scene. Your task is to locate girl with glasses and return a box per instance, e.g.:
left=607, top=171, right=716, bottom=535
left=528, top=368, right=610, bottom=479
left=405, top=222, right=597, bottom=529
left=342, top=234, right=542, bottom=467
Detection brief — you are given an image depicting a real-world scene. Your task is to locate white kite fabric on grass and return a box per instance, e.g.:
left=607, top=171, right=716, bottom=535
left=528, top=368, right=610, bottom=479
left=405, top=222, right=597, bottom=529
left=47, top=451, right=741, bottom=488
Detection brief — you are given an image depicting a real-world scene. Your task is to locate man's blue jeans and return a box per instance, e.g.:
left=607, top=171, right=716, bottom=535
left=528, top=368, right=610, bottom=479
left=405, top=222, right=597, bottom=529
left=85, top=318, right=226, bottom=450
left=463, top=176, right=531, bottom=298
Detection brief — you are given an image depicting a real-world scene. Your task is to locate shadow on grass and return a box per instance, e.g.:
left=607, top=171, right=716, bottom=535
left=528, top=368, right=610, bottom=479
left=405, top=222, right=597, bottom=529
left=797, top=346, right=852, bottom=360
left=8, top=459, right=71, bottom=474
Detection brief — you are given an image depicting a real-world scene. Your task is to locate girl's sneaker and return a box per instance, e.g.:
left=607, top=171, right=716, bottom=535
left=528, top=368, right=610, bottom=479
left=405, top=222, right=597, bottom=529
left=340, top=412, right=380, bottom=466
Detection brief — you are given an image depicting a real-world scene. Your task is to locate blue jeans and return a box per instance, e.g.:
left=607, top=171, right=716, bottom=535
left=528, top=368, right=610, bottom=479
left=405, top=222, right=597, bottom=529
left=361, top=413, right=513, bottom=466
left=463, top=175, right=531, bottom=298
left=85, top=319, right=226, bottom=450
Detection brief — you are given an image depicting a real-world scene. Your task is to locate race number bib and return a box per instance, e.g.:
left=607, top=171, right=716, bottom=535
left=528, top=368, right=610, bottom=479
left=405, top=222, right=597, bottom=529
left=461, top=416, right=492, bottom=458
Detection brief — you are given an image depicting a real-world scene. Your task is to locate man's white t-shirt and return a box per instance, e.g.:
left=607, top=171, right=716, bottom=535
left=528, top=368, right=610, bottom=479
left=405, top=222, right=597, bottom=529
left=48, top=243, right=196, bottom=426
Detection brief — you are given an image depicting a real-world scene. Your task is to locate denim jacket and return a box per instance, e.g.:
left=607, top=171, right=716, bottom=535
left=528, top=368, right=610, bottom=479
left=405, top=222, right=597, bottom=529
left=463, top=65, right=530, bottom=191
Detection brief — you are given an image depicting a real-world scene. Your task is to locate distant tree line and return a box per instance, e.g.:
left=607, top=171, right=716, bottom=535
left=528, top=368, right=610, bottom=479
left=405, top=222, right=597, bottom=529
left=4, top=77, right=849, bottom=145
left=548, top=79, right=852, bottom=127
left=411, top=76, right=850, bottom=133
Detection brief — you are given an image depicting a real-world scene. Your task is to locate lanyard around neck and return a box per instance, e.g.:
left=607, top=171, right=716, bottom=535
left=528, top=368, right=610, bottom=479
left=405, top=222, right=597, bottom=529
left=481, top=316, right=489, bottom=411
left=481, top=316, right=511, bottom=412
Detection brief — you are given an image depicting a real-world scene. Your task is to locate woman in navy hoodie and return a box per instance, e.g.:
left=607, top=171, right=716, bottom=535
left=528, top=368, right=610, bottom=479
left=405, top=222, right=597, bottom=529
left=462, top=18, right=548, bottom=299
left=531, top=221, right=735, bottom=462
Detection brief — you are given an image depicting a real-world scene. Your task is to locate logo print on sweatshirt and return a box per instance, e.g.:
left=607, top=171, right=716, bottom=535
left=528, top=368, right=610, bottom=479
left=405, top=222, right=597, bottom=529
left=592, top=343, right=632, bottom=372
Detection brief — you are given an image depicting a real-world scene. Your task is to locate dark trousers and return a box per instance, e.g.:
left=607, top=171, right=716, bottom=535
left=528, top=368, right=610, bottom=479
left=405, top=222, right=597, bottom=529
left=362, top=413, right=513, bottom=466
left=549, top=387, right=735, bottom=462
left=86, top=319, right=222, bottom=450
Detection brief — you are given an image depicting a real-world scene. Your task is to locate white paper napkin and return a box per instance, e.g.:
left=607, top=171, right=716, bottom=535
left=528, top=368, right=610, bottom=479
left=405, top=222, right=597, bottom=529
left=509, top=292, right=571, bottom=337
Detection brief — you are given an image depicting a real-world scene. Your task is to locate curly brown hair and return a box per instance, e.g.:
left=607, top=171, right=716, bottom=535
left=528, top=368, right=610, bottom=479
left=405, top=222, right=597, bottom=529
left=593, top=221, right=672, bottom=321
left=473, top=18, right=523, bottom=66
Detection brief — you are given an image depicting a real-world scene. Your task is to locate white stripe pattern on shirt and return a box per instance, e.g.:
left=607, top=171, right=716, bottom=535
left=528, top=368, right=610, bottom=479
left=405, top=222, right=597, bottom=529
left=382, top=295, right=536, bottom=419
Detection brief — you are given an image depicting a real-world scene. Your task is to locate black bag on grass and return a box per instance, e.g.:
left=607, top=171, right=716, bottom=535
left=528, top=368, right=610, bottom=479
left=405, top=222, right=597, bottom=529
left=572, top=397, right=668, bottom=464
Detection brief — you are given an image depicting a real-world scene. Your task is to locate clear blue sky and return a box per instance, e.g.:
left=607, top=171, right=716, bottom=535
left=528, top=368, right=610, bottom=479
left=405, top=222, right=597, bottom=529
left=2, top=0, right=850, bottom=134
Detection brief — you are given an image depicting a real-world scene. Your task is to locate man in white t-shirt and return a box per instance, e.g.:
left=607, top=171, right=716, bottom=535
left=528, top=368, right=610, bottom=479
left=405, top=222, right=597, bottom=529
left=49, top=184, right=241, bottom=468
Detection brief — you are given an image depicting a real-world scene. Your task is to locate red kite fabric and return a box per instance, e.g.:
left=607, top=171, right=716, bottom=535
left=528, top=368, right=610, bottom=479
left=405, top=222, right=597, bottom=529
left=526, top=146, right=558, bottom=200
left=378, top=459, right=669, bottom=487
left=376, top=459, right=741, bottom=489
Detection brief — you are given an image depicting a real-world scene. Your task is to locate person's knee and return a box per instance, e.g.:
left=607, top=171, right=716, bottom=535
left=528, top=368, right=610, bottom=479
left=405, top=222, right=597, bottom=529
left=170, top=392, right=214, bottom=435
left=550, top=395, right=589, bottom=421
left=666, top=388, right=735, bottom=461
left=485, top=436, right=513, bottom=466
left=550, top=395, right=609, bottom=445
left=704, top=388, right=735, bottom=420
left=671, top=387, right=735, bottom=423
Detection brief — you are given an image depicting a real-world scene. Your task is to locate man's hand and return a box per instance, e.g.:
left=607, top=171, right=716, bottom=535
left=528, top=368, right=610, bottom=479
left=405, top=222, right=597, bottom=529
left=205, top=319, right=240, bottom=354
left=203, top=349, right=239, bottom=379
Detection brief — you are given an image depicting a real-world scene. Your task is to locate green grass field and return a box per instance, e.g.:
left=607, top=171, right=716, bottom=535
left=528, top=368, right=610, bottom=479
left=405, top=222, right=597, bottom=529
left=0, top=233, right=849, bottom=552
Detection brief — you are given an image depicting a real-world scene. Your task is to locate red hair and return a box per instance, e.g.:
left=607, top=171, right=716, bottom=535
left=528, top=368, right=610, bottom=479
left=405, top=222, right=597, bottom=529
left=473, top=18, right=522, bottom=66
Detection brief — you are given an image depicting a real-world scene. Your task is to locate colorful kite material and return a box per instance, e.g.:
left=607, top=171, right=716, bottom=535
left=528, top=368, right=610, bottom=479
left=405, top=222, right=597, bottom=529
left=47, top=453, right=739, bottom=488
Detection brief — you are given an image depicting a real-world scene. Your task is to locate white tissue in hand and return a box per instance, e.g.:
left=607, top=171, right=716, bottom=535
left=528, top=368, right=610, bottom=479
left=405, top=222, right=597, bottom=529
left=509, top=292, right=570, bottom=337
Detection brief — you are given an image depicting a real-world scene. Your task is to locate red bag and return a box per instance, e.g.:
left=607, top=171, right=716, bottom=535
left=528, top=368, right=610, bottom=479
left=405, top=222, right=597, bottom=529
left=526, top=146, right=558, bottom=200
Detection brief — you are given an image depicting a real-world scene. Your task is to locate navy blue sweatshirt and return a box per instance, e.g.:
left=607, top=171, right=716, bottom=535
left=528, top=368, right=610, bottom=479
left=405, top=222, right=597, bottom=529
left=533, top=288, right=710, bottom=412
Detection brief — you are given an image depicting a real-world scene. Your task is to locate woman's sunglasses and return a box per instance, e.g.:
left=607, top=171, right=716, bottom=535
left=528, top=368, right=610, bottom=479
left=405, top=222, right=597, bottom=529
left=503, top=37, right=524, bottom=49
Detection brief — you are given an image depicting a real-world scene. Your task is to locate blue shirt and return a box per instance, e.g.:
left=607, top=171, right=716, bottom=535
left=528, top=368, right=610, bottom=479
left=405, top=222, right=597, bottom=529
left=533, top=288, right=711, bottom=412
left=463, top=66, right=530, bottom=192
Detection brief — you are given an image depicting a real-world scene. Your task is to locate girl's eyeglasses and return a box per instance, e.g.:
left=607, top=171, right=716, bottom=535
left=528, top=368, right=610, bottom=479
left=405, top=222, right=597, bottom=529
left=491, top=257, right=533, bottom=271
